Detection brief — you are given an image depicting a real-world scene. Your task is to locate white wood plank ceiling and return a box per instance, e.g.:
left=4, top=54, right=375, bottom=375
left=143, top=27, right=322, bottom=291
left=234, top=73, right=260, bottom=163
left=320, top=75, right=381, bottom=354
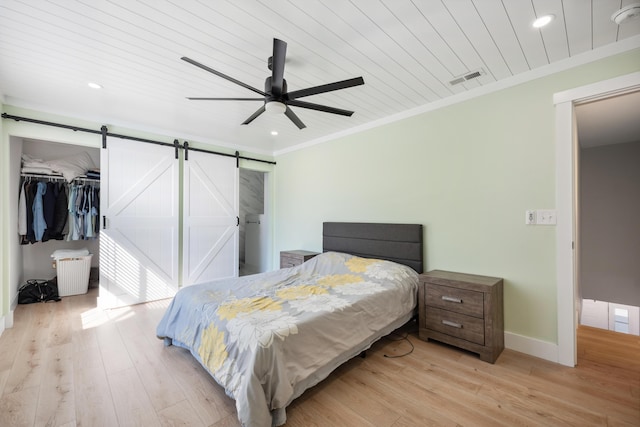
left=1, top=0, right=639, bottom=154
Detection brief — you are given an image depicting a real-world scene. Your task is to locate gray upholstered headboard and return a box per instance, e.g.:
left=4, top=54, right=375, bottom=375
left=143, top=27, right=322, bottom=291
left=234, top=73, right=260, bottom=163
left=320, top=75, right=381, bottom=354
left=322, top=222, right=423, bottom=273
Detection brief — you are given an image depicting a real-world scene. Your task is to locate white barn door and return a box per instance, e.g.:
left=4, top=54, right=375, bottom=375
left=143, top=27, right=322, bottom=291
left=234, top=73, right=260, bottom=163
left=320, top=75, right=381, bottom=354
left=183, top=150, right=238, bottom=286
left=99, top=139, right=179, bottom=308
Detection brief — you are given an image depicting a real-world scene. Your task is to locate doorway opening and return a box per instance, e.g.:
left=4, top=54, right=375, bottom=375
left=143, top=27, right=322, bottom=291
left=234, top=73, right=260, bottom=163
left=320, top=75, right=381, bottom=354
left=555, top=72, right=640, bottom=367
left=575, top=91, right=640, bottom=341
left=239, top=168, right=268, bottom=276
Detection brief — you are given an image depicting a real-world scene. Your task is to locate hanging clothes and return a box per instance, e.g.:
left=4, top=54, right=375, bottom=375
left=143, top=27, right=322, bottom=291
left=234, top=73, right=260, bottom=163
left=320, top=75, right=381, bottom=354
left=24, top=180, right=37, bottom=244
left=18, top=176, right=99, bottom=244
left=18, top=181, right=27, bottom=236
left=75, top=184, right=86, bottom=240
left=66, top=184, right=80, bottom=241
left=32, top=181, right=47, bottom=241
left=85, top=185, right=95, bottom=239
left=50, top=183, right=68, bottom=240
left=41, top=181, right=58, bottom=242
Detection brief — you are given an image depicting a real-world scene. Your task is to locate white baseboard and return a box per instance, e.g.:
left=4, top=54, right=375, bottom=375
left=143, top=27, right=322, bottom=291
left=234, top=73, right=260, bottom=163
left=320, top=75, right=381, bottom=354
left=505, top=331, right=559, bottom=364
left=0, top=308, right=13, bottom=337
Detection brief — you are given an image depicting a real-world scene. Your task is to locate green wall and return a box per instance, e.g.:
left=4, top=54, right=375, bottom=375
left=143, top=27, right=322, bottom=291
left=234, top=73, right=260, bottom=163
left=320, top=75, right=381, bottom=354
left=273, top=48, right=640, bottom=343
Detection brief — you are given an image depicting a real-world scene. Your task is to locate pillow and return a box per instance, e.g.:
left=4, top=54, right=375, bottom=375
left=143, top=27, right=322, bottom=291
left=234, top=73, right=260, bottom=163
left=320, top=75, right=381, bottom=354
left=22, top=153, right=49, bottom=167
left=47, top=152, right=96, bottom=182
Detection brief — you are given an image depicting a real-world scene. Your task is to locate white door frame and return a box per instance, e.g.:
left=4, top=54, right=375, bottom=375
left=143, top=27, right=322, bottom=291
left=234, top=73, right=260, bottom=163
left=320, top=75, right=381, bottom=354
left=554, top=71, right=640, bottom=367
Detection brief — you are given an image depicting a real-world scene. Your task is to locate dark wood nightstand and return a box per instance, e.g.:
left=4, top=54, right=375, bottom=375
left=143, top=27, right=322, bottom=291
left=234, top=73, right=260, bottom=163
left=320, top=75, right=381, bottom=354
left=418, top=270, right=504, bottom=363
left=279, top=250, right=320, bottom=268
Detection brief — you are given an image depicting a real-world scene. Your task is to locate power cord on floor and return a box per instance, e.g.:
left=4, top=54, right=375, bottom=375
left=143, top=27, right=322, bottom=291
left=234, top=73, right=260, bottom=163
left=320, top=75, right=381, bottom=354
left=383, top=330, right=415, bottom=358
left=383, top=315, right=419, bottom=358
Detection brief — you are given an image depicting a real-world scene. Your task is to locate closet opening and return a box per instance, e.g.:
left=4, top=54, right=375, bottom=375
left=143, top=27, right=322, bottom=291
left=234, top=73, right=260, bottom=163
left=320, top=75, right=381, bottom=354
left=13, top=137, right=101, bottom=300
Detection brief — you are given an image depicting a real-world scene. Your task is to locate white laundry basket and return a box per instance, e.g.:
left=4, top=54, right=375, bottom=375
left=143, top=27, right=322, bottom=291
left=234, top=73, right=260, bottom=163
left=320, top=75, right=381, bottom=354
left=54, top=254, right=93, bottom=297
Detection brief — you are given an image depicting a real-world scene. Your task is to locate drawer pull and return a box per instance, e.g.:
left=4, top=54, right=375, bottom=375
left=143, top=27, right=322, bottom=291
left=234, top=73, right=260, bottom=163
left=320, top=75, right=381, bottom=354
left=442, top=319, right=462, bottom=329
left=442, top=295, right=462, bottom=303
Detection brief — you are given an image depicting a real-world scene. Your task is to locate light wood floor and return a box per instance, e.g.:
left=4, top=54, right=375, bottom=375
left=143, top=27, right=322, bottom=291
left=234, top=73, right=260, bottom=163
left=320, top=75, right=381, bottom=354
left=1, top=288, right=638, bottom=427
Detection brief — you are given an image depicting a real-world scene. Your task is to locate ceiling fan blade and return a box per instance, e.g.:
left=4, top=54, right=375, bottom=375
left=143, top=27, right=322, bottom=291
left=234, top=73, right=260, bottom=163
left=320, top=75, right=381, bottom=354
left=287, top=100, right=354, bottom=117
left=271, top=39, right=287, bottom=96
left=286, top=77, right=364, bottom=100
left=181, top=56, right=266, bottom=97
left=284, top=107, right=306, bottom=129
left=242, top=105, right=266, bottom=125
left=187, top=97, right=264, bottom=101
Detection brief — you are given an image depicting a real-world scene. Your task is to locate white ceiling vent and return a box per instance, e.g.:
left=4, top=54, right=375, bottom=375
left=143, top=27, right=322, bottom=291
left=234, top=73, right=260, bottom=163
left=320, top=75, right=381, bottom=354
left=449, top=69, right=484, bottom=86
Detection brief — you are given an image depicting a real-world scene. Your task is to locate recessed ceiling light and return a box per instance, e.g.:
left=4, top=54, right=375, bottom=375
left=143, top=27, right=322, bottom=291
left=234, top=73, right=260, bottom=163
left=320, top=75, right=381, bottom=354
left=270, top=131, right=278, bottom=136
left=87, top=82, right=102, bottom=89
left=533, top=14, right=555, bottom=28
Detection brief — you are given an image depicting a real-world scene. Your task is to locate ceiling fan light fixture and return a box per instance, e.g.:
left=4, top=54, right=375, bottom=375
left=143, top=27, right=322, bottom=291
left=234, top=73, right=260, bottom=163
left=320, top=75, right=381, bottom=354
left=265, top=101, right=286, bottom=115
left=611, top=3, right=640, bottom=25
left=532, top=14, right=555, bottom=28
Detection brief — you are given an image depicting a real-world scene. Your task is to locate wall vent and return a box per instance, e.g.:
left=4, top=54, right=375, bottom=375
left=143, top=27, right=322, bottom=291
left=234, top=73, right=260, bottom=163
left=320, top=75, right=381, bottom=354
left=449, top=69, right=484, bottom=86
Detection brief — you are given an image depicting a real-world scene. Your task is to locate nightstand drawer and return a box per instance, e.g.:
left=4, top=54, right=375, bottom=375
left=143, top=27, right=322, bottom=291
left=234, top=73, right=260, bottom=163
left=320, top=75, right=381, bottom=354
left=425, top=307, right=485, bottom=345
left=425, top=284, right=484, bottom=318
left=279, top=250, right=319, bottom=268
left=280, top=256, right=301, bottom=268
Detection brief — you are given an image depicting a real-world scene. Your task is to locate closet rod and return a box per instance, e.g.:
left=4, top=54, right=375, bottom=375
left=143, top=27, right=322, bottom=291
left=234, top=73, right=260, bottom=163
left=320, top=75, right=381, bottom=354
left=20, top=173, right=100, bottom=184
left=2, top=113, right=277, bottom=166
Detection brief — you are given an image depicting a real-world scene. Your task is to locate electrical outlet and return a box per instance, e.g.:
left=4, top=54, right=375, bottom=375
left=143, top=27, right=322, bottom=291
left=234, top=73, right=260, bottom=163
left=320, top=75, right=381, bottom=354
left=525, top=210, right=536, bottom=225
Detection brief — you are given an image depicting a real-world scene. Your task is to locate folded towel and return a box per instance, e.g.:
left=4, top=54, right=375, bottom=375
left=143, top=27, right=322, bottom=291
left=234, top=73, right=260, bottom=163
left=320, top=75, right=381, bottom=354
left=21, top=166, right=59, bottom=175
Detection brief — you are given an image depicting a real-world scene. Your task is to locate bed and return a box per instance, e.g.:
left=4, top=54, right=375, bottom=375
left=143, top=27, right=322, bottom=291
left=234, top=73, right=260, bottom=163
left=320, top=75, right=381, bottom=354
left=156, top=222, right=423, bottom=427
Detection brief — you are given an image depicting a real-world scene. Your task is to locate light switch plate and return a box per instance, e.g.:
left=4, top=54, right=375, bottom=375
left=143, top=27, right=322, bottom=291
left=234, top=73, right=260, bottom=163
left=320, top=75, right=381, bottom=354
left=537, top=209, right=557, bottom=225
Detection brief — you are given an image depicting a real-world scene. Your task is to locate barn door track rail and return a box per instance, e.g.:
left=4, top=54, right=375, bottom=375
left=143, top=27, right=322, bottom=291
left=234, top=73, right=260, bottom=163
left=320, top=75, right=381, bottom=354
left=2, top=113, right=276, bottom=165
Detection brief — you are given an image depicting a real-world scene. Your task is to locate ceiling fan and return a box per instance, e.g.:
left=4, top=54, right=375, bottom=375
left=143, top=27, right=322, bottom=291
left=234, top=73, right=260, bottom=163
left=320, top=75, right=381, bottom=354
left=181, top=38, right=365, bottom=129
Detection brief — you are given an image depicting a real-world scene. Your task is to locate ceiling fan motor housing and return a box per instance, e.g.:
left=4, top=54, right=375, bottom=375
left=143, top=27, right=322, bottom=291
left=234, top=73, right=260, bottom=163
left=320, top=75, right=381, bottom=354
left=265, top=76, right=287, bottom=102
